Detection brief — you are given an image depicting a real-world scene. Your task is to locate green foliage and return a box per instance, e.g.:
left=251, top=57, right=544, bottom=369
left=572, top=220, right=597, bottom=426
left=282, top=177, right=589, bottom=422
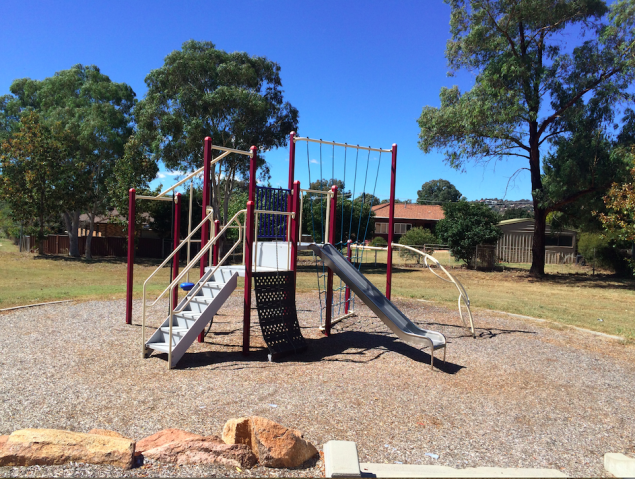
left=134, top=40, right=298, bottom=227
left=417, top=179, right=463, bottom=204
left=502, top=208, right=534, bottom=220
left=398, top=227, right=438, bottom=263
left=370, top=236, right=387, bottom=247
left=578, top=232, right=633, bottom=276
left=302, top=195, right=374, bottom=244
left=435, top=201, right=503, bottom=267
left=417, top=0, right=635, bottom=275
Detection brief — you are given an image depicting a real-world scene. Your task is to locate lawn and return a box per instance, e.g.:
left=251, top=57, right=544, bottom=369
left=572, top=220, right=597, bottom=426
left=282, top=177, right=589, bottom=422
left=2, top=237, right=633, bottom=339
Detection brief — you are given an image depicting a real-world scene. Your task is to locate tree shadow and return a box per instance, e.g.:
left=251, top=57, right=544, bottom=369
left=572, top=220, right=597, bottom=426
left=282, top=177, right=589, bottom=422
left=421, top=321, right=536, bottom=340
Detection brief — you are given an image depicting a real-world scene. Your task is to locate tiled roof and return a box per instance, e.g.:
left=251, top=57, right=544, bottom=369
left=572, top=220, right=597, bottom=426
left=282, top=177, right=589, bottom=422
left=371, top=203, right=445, bottom=221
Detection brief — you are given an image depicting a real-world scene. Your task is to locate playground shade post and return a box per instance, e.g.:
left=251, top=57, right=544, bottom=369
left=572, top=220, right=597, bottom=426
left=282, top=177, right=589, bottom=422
left=200, top=137, right=213, bottom=278
left=324, top=185, right=338, bottom=336
left=172, top=193, right=181, bottom=310
left=386, top=143, right=397, bottom=300
left=125, top=188, right=136, bottom=325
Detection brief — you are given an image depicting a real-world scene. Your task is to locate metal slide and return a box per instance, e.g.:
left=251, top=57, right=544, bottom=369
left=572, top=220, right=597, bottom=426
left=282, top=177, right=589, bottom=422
left=309, top=244, right=447, bottom=367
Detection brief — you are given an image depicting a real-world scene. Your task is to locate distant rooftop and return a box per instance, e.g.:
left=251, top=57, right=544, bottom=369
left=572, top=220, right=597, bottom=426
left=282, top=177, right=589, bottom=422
left=371, top=203, right=444, bottom=221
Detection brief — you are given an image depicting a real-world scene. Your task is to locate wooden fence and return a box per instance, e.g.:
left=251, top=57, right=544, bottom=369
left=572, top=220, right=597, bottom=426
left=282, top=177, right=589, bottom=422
left=27, top=235, right=173, bottom=259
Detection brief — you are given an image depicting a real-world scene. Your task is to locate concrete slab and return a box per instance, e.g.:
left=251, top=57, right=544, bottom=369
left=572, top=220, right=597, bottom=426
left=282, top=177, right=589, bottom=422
left=604, top=453, right=635, bottom=478
left=358, top=463, right=567, bottom=478
left=324, top=440, right=361, bottom=478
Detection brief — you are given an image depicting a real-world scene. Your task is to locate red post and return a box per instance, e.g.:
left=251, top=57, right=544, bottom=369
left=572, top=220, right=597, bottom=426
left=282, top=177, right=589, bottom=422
left=287, top=132, right=296, bottom=241
left=243, top=146, right=258, bottom=355
left=386, top=143, right=397, bottom=300
left=200, top=137, right=213, bottom=278
left=172, top=193, right=182, bottom=310
left=212, top=219, right=220, bottom=266
left=243, top=201, right=255, bottom=355
left=324, top=185, right=338, bottom=336
left=290, top=181, right=301, bottom=284
left=345, top=239, right=352, bottom=314
left=125, top=188, right=136, bottom=324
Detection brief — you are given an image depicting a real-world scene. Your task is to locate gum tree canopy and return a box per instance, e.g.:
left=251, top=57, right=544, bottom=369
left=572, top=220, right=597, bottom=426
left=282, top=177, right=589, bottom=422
left=418, top=0, right=635, bottom=276
left=135, top=40, right=299, bottom=230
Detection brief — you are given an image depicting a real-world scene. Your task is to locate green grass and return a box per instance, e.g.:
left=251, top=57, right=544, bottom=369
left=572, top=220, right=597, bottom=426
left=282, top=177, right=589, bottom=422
left=2, top=238, right=633, bottom=340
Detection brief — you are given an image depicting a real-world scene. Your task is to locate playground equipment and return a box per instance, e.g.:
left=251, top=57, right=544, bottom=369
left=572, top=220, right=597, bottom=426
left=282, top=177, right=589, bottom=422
left=126, top=133, right=475, bottom=369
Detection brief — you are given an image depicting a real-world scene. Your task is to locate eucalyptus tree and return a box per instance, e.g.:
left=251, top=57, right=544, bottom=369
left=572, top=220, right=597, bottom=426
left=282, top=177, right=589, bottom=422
left=418, top=0, right=635, bottom=276
left=134, top=40, right=299, bottom=235
left=3, top=65, right=136, bottom=258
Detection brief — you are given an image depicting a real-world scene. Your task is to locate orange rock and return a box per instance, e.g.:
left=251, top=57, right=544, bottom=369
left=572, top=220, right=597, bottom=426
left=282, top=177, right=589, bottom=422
left=0, top=429, right=134, bottom=469
left=222, top=417, right=251, bottom=446
left=0, top=436, right=8, bottom=451
left=88, top=429, right=128, bottom=439
left=135, top=428, right=203, bottom=456
left=143, top=436, right=257, bottom=468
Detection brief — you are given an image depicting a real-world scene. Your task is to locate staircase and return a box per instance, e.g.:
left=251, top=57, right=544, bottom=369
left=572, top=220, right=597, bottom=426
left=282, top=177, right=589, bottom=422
left=144, top=265, right=244, bottom=368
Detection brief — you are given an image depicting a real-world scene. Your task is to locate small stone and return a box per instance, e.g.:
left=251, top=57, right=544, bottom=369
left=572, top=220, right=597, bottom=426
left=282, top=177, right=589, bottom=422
left=222, top=418, right=251, bottom=446
left=249, top=416, right=318, bottom=468
left=135, top=428, right=203, bottom=456
left=88, top=429, right=128, bottom=439
left=143, top=436, right=257, bottom=468
left=0, top=429, right=134, bottom=469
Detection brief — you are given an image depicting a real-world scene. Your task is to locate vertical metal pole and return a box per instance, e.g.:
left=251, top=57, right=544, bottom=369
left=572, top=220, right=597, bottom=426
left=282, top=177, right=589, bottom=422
left=345, top=239, right=352, bottom=314
left=287, top=132, right=296, bottom=241
left=324, top=185, right=338, bottom=336
left=200, top=137, right=213, bottom=278
left=187, top=180, right=193, bottom=283
left=243, top=146, right=258, bottom=355
left=291, top=181, right=301, bottom=287
left=213, top=219, right=220, bottom=266
left=125, top=188, right=136, bottom=325
left=386, top=143, right=397, bottom=300
left=172, top=193, right=181, bottom=311
left=243, top=201, right=255, bottom=355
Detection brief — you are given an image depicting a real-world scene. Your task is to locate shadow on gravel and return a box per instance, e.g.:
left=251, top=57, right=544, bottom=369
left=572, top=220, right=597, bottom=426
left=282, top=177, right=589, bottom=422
left=168, top=329, right=465, bottom=374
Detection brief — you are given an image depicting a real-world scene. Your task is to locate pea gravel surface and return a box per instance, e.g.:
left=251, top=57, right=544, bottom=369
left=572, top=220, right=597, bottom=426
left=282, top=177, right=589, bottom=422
left=1, top=292, right=633, bottom=478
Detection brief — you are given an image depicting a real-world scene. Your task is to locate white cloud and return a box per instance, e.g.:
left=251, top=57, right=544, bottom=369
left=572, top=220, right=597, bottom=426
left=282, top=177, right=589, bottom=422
left=310, top=159, right=319, bottom=164
left=156, top=172, right=167, bottom=179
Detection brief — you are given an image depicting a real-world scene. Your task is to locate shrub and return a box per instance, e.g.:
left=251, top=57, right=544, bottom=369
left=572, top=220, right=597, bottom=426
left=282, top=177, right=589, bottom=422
left=435, top=201, right=502, bottom=268
left=578, top=233, right=632, bottom=276
left=370, top=236, right=387, bottom=247
left=397, top=227, right=437, bottom=263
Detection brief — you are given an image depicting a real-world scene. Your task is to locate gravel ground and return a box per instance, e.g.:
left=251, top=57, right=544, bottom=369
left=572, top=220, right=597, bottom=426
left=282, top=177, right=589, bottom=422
left=0, top=292, right=634, bottom=478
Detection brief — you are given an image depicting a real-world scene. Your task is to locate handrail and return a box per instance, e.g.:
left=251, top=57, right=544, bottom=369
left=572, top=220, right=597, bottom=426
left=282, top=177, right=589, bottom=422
left=350, top=243, right=475, bottom=337
left=141, top=209, right=247, bottom=361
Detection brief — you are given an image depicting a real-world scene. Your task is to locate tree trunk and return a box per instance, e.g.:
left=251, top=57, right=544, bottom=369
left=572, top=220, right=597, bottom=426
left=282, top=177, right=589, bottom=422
left=86, top=212, right=95, bottom=260
left=63, top=210, right=81, bottom=257
left=528, top=121, right=546, bottom=277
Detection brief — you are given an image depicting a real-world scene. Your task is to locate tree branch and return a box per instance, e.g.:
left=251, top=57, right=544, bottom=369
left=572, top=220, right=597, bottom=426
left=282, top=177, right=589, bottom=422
left=538, top=130, right=567, bottom=145
left=484, top=3, right=519, bottom=58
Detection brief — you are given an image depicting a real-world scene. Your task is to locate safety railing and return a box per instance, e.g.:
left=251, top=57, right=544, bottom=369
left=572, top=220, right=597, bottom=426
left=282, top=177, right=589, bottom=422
left=298, top=188, right=334, bottom=246
left=351, top=243, right=476, bottom=337
left=141, top=209, right=247, bottom=363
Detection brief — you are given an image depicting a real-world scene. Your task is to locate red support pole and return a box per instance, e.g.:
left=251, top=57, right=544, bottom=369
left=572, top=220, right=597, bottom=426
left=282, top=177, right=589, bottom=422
left=172, top=193, right=182, bottom=310
left=324, top=185, right=338, bottom=336
left=200, top=137, right=213, bottom=278
left=345, top=239, right=352, bottom=314
left=243, top=146, right=258, bottom=355
left=287, top=132, right=296, bottom=241
left=212, top=219, right=220, bottom=266
left=243, top=200, right=255, bottom=355
left=290, top=180, right=301, bottom=287
left=125, top=188, right=136, bottom=324
left=386, top=144, right=397, bottom=300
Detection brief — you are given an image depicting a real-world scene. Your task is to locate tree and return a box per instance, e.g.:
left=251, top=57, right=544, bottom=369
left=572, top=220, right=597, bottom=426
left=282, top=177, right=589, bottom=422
left=354, top=192, right=381, bottom=206
left=135, top=40, right=299, bottom=242
left=435, top=201, right=502, bottom=267
left=302, top=195, right=375, bottom=244
left=398, top=227, right=438, bottom=263
left=4, top=65, right=136, bottom=258
left=417, top=179, right=463, bottom=204
left=418, top=0, right=635, bottom=276
left=598, top=161, right=635, bottom=243
left=502, top=207, right=534, bottom=220
left=0, top=112, right=71, bottom=253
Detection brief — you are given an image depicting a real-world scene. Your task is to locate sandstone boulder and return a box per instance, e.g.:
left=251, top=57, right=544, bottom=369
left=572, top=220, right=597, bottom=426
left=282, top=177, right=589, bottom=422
left=0, top=429, right=134, bottom=469
left=135, top=428, right=203, bottom=456
left=0, top=436, right=8, bottom=451
left=222, top=416, right=318, bottom=468
left=143, top=436, right=257, bottom=468
left=88, top=429, right=128, bottom=439
left=222, top=417, right=251, bottom=446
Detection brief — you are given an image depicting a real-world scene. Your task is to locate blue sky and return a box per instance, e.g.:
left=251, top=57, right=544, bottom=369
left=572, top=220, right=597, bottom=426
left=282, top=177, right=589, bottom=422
left=2, top=0, right=569, bottom=201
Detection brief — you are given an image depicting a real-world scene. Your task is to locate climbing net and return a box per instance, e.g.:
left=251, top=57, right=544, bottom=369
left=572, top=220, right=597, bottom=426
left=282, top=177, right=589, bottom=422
left=295, top=137, right=392, bottom=329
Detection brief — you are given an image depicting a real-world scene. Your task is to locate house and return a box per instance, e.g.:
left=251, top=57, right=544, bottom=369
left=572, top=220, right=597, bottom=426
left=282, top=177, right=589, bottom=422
left=496, top=218, right=577, bottom=264
left=371, top=203, right=444, bottom=241
left=78, top=210, right=156, bottom=238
